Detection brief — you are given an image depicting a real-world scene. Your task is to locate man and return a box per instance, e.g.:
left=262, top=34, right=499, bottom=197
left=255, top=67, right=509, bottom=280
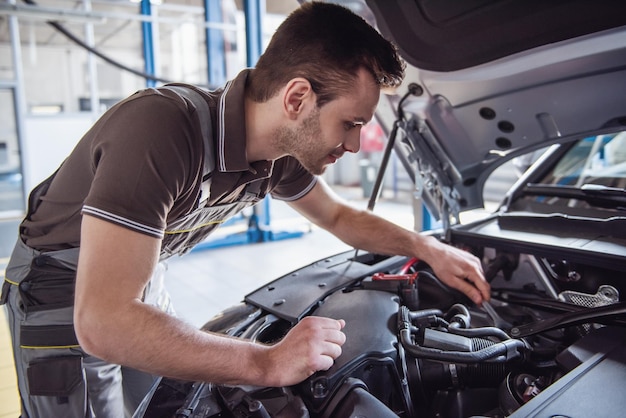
left=2, top=2, right=490, bottom=417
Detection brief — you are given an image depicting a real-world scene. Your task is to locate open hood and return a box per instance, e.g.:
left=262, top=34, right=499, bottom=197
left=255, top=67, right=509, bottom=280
left=362, top=0, right=626, bottom=223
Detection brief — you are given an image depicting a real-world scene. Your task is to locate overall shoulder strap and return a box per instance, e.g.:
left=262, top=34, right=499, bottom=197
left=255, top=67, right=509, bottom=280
left=163, top=85, right=215, bottom=179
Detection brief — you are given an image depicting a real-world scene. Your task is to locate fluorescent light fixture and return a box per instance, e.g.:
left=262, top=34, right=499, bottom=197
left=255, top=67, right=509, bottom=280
left=29, top=104, right=63, bottom=114
left=0, top=3, right=106, bottom=24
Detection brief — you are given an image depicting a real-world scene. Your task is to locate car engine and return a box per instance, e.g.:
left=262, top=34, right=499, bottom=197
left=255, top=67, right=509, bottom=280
left=136, top=240, right=626, bottom=418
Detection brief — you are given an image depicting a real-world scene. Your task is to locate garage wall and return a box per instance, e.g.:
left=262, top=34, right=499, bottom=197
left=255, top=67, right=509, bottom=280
left=22, top=114, right=95, bottom=192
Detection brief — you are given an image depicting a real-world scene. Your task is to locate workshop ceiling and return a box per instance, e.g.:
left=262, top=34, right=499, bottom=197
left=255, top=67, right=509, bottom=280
left=0, top=0, right=299, bottom=50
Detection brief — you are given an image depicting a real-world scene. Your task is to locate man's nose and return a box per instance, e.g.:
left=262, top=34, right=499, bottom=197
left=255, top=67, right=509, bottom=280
left=344, top=131, right=362, bottom=153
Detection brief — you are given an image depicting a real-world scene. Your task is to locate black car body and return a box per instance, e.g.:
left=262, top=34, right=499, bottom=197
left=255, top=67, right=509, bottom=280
left=136, top=1, right=626, bottom=417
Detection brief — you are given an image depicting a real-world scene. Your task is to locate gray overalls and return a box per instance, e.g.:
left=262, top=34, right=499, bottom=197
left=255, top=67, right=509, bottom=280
left=1, top=86, right=264, bottom=418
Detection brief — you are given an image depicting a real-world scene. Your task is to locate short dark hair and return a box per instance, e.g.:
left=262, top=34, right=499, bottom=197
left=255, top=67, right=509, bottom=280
left=247, top=1, right=405, bottom=107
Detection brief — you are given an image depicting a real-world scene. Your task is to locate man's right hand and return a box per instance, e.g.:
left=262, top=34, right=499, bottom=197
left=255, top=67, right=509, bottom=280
left=259, top=316, right=346, bottom=387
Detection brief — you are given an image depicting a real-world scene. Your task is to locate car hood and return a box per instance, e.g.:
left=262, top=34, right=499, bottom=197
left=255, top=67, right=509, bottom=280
left=360, top=0, right=626, bottom=223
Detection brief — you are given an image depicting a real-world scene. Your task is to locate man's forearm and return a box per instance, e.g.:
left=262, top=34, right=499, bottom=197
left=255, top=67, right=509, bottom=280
left=328, top=205, right=432, bottom=259
left=76, top=299, right=269, bottom=385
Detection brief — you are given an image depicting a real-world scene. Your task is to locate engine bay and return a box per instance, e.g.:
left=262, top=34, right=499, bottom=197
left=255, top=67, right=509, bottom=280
left=137, top=238, right=626, bottom=418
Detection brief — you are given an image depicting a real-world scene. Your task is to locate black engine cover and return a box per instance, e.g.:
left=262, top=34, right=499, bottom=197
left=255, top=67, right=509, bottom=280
left=297, top=289, right=407, bottom=415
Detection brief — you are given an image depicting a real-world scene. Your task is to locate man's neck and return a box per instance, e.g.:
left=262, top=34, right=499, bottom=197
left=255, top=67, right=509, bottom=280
left=244, top=96, right=285, bottom=163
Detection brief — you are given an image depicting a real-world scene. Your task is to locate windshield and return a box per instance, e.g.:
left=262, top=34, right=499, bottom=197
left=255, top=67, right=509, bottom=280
left=547, top=132, right=626, bottom=188
left=522, top=131, right=626, bottom=212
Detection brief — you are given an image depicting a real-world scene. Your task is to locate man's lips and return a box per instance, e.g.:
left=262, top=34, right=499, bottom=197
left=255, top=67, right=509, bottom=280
left=328, top=150, right=344, bottom=163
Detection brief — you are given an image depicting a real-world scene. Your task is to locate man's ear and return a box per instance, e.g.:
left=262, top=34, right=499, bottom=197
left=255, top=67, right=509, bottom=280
left=283, top=78, right=315, bottom=120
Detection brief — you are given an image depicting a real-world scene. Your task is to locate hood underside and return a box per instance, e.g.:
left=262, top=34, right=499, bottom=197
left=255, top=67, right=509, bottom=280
left=360, top=0, right=626, bottom=219
left=365, top=0, right=626, bottom=72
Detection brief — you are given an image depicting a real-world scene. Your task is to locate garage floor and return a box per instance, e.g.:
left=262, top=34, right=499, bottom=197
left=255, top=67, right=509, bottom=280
left=0, top=187, right=423, bottom=416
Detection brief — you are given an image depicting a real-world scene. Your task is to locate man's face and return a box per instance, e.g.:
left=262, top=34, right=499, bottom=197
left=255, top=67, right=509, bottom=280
left=274, top=69, right=380, bottom=175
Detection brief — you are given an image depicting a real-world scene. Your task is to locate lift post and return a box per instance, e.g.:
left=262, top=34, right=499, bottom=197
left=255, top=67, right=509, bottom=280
left=194, top=0, right=305, bottom=251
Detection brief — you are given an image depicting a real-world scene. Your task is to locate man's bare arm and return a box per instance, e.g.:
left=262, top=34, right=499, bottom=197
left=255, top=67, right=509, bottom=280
left=74, top=215, right=345, bottom=387
left=288, top=180, right=490, bottom=305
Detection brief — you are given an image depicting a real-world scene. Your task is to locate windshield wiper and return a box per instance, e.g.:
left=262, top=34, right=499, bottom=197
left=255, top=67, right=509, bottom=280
left=523, top=183, right=626, bottom=209
left=580, top=183, right=626, bottom=196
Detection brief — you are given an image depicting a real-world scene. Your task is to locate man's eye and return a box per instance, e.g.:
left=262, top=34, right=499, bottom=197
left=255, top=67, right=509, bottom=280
left=344, top=122, right=356, bottom=130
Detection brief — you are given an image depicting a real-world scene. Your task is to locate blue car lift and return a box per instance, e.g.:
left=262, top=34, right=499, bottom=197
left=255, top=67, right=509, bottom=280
left=140, top=0, right=155, bottom=88
left=195, top=0, right=305, bottom=250
left=141, top=0, right=304, bottom=250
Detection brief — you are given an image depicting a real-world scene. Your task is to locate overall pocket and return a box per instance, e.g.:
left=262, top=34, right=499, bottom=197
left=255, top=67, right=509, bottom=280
left=27, top=355, right=83, bottom=397
left=19, top=255, right=76, bottom=313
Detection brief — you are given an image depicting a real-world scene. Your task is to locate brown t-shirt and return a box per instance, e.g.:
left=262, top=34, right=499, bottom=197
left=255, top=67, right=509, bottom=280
left=21, top=70, right=316, bottom=251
